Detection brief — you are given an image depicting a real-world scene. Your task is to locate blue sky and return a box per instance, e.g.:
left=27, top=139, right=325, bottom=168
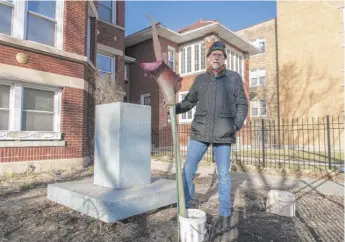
left=125, top=1, right=277, bottom=36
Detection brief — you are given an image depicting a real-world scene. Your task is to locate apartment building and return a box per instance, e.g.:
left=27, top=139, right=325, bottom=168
left=276, top=1, right=344, bottom=119
left=125, top=19, right=261, bottom=147
left=0, top=0, right=128, bottom=174
left=236, top=18, right=278, bottom=121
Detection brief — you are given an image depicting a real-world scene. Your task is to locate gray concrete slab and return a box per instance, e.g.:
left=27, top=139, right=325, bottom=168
left=47, top=177, right=177, bottom=223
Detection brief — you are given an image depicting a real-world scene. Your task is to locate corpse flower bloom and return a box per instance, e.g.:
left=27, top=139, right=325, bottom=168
left=139, top=61, right=182, bottom=105
left=139, top=14, right=182, bottom=105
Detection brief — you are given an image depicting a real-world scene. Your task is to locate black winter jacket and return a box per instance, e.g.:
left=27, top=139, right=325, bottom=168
left=175, top=69, right=248, bottom=144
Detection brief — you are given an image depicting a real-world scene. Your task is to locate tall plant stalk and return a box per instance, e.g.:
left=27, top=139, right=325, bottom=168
left=139, top=17, right=189, bottom=242
left=169, top=105, right=187, bottom=218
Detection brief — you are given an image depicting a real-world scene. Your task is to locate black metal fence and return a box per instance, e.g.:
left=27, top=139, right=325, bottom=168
left=151, top=116, right=344, bottom=171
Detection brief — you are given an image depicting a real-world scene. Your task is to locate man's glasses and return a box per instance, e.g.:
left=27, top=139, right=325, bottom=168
left=210, top=53, right=225, bottom=59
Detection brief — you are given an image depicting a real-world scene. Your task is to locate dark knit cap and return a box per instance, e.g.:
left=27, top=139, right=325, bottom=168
left=206, top=41, right=227, bottom=59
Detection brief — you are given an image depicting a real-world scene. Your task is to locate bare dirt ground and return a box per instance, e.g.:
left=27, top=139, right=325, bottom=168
left=0, top=167, right=343, bottom=242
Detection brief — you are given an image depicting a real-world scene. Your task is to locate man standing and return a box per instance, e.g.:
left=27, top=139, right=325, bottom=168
left=172, top=41, right=248, bottom=231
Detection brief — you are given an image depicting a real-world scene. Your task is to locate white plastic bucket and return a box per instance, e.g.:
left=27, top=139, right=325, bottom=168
left=179, top=209, right=207, bottom=242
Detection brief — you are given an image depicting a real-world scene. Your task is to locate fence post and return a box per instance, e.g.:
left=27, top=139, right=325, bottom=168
left=261, top=119, right=266, bottom=167
left=326, top=115, right=332, bottom=170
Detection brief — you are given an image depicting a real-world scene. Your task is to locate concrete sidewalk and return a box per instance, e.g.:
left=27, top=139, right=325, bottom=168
left=152, top=159, right=344, bottom=197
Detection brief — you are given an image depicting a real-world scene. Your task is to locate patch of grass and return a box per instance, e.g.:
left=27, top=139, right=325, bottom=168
left=20, top=183, right=34, bottom=191
left=88, top=166, right=94, bottom=173
left=3, top=173, right=18, bottom=179
left=232, top=149, right=344, bottom=163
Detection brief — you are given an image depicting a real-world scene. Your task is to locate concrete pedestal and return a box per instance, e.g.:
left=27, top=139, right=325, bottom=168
left=47, top=102, right=177, bottom=222
left=94, top=102, right=151, bottom=189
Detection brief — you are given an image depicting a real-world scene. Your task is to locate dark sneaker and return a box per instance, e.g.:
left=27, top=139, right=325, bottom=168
left=208, top=215, right=231, bottom=241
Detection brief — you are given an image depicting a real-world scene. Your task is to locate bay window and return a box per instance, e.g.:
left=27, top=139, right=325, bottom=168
left=179, top=42, right=206, bottom=75
left=0, top=81, right=62, bottom=138
left=0, top=0, right=13, bottom=35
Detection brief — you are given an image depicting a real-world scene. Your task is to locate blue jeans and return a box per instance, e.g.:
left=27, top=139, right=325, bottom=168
left=182, top=139, right=232, bottom=216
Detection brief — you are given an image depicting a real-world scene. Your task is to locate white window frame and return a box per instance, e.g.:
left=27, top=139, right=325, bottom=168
left=140, top=93, right=150, bottom=105
left=178, top=91, right=196, bottom=124
left=98, top=0, right=116, bottom=24
left=0, top=80, right=62, bottom=140
left=1, top=0, right=64, bottom=49
left=179, top=41, right=206, bottom=76
left=124, top=63, right=128, bottom=81
left=0, top=83, right=12, bottom=131
left=0, top=0, right=14, bottom=36
left=250, top=68, right=266, bottom=87
left=167, top=46, right=176, bottom=71
left=250, top=99, right=267, bottom=117
left=96, top=52, right=116, bottom=78
left=250, top=38, right=266, bottom=53
left=225, top=45, right=245, bottom=78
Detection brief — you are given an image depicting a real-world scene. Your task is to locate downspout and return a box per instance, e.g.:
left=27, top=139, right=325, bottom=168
left=274, top=16, right=281, bottom=147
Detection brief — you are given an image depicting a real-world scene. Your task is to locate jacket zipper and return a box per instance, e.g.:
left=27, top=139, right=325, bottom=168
left=211, top=77, right=218, bottom=143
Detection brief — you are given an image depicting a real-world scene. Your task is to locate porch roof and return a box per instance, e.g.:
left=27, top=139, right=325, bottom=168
left=125, top=22, right=261, bottom=55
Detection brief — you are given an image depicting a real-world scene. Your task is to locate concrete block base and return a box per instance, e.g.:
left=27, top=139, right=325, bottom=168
left=47, top=177, right=177, bottom=223
left=266, top=189, right=296, bottom=217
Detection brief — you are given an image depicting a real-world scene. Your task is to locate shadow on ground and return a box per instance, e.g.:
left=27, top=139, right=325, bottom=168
left=198, top=161, right=344, bottom=242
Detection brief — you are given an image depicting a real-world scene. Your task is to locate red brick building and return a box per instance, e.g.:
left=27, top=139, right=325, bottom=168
left=125, top=20, right=260, bottom=148
left=0, top=0, right=132, bottom=174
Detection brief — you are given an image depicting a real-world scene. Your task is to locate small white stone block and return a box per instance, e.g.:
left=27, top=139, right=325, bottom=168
left=93, top=102, right=151, bottom=189
left=266, top=189, right=296, bottom=217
